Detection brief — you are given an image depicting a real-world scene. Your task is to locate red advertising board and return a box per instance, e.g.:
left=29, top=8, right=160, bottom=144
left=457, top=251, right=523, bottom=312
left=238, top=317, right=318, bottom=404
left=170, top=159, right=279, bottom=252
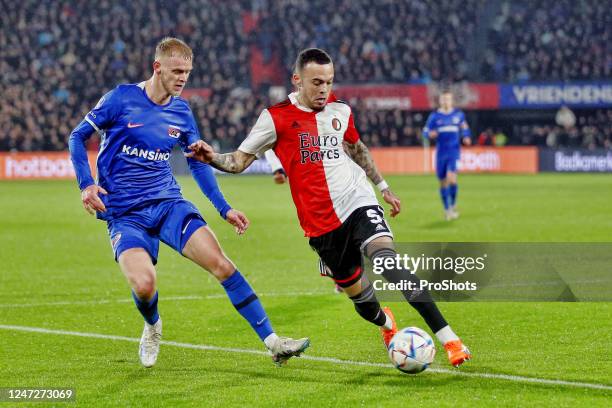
left=333, top=83, right=500, bottom=110
left=0, top=152, right=98, bottom=180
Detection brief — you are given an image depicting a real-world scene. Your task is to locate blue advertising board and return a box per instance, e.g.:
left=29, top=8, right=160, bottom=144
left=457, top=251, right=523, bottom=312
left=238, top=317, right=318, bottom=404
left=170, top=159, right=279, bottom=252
left=500, top=82, right=612, bottom=108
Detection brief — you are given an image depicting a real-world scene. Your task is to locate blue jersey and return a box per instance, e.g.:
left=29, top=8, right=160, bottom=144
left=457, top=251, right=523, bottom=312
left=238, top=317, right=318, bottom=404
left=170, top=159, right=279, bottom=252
left=69, top=82, right=231, bottom=221
left=423, top=109, right=470, bottom=155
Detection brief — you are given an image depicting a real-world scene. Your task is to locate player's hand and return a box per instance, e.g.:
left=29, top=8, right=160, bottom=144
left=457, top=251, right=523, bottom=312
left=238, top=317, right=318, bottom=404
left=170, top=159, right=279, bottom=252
left=81, top=184, right=108, bottom=215
left=428, top=131, right=438, bottom=139
left=382, top=189, right=401, bottom=217
left=185, top=140, right=215, bottom=163
left=462, top=137, right=472, bottom=146
left=273, top=170, right=287, bottom=184
left=225, top=209, right=250, bottom=235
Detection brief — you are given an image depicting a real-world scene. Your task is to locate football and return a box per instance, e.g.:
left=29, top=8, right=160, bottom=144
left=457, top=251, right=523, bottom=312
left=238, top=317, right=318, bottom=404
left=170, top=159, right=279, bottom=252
left=388, top=327, right=436, bottom=374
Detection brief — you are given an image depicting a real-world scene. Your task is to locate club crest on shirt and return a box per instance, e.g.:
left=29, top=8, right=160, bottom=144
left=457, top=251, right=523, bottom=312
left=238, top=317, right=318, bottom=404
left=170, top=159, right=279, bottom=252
left=167, top=125, right=181, bottom=138
left=332, top=118, right=341, bottom=131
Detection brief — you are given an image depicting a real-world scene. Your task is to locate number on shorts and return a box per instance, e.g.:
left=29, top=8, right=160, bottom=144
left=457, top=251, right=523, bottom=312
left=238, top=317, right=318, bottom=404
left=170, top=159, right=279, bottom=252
left=366, top=208, right=383, bottom=224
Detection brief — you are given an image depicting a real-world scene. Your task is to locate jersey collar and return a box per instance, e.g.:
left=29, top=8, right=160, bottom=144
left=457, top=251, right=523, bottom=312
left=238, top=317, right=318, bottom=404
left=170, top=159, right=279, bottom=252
left=139, top=81, right=174, bottom=107
left=289, top=92, right=314, bottom=112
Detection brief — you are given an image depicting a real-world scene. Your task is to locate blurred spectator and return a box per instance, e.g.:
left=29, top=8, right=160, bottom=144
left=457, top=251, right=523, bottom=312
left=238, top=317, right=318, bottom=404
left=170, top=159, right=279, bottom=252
left=493, top=129, right=508, bottom=147
left=478, top=128, right=494, bottom=146
left=555, top=106, right=576, bottom=130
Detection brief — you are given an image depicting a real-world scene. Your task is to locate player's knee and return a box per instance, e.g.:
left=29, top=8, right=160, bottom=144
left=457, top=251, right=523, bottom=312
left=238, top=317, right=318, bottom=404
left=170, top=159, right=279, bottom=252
left=131, top=270, right=157, bottom=299
left=364, top=241, right=395, bottom=261
left=208, top=255, right=235, bottom=282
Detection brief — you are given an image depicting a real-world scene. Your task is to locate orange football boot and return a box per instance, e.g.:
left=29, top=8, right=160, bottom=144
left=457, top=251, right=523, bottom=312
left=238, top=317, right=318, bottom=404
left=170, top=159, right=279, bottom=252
left=444, top=340, right=472, bottom=367
left=380, top=307, right=397, bottom=348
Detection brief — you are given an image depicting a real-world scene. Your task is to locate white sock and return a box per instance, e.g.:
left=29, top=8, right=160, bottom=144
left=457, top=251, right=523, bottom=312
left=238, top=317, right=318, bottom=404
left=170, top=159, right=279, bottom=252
left=382, top=311, right=394, bottom=330
left=435, top=325, right=459, bottom=344
left=263, top=333, right=279, bottom=350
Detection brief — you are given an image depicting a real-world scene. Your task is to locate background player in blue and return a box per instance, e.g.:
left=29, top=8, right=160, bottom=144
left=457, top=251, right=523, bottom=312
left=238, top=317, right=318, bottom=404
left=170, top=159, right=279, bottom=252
left=68, top=37, right=309, bottom=368
left=423, top=91, right=472, bottom=220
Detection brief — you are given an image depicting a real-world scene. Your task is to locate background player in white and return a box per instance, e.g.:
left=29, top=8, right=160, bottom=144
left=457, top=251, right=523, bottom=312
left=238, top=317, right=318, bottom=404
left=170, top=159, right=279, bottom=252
left=187, top=48, right=471, bottom=367
left=264, top=149, right=287, bottom=184
left=68, top=38, right=309, bottom=368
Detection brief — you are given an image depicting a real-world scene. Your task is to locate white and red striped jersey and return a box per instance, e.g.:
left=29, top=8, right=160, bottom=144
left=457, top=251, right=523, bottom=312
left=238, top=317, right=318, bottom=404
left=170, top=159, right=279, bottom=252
left=239, top=92, right=378, bottom=237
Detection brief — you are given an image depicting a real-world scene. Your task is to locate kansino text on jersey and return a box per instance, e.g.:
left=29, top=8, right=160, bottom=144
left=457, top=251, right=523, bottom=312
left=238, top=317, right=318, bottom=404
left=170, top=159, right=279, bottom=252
left=121, top=145, right=171, bottom=161
left=373, top=279, right=478, bottom=292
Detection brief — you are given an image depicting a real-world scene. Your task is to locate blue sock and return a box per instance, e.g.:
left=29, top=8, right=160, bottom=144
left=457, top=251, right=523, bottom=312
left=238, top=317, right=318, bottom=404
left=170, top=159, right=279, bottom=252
left=222, top=271, right=274, bottom=341
left=132, top=290, right=159, bottom=325
left=449, top=184, right=458, bottom=206
left=439, top=187, right=450, bottom=210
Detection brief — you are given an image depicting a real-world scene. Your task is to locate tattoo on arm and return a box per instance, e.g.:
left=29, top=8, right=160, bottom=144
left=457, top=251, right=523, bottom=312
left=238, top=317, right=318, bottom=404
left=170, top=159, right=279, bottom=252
left=210, top=151, right=256, bottom=174
left=343, top=140, right=384, bottom=185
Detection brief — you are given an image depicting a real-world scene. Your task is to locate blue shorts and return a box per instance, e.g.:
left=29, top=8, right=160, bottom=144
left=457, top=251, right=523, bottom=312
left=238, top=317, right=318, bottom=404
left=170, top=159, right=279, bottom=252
left=107, top=199, right=207, bottom=264
left=436, top=153, right=459, bottom=180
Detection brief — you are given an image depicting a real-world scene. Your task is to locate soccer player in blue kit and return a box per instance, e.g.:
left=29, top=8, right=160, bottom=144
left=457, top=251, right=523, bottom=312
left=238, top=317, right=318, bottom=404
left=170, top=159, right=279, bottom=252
left=423, top=91, right=472, bottom=220
left=68, top=38, right=309, bottom=368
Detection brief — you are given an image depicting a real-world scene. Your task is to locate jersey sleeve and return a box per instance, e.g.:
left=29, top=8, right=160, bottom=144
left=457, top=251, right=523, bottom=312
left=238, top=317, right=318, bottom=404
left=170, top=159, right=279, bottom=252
left=178, top=109, right=232, bottom=218
left=423, top=113, right=436, bottom=139
left=69, top=87, right=120, bottom=190
left=178, top=109, right=202, bottom=151
left=459, top=111, right=472, bottom=138
left=68, top=119, right=97, bottom=190
left=238, top=109, right=277, bottom=155
left=344, top=111, right=360, bottom=144
left=85, top=88, right=121, bottom=132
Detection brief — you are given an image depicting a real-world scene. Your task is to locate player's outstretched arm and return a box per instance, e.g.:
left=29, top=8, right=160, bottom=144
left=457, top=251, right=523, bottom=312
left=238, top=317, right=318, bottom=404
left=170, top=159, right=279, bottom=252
left=343, top=140, right=401, bottom=217
left=186, top=140, right=256, bottom=174
left=69, top=119, right=108, bottom=215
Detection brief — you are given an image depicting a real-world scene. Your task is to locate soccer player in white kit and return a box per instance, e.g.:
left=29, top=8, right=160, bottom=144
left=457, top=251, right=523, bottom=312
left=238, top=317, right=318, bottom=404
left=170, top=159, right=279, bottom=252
left=187, top=48, right=471, bottom=367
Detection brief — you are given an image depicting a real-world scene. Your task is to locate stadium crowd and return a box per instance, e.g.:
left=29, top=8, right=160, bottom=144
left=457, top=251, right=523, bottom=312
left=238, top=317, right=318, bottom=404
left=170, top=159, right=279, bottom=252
left=513, top=109, right=612, bottom=149
left=265, top=0, right=481, bottom=84
left=0, top=0, right=609, bottom=152
left=0, top=0, right=249, bottom=151
left=482, top=0, right=611, bottom=81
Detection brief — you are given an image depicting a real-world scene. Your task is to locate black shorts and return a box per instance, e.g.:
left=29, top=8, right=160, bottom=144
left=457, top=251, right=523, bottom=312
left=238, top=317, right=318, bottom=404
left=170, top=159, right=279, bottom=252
left=309, top=205, right=393, bottom=288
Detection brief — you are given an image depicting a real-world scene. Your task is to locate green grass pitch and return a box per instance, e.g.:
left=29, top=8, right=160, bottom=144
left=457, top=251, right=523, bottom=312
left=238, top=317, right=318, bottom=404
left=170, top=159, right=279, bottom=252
left=0, top=174, right=611, bottom=407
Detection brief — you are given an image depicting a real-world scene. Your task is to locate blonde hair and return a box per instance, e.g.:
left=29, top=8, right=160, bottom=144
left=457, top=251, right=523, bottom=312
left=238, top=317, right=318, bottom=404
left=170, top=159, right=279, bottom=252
left=154, top=37, right=193, bottom=61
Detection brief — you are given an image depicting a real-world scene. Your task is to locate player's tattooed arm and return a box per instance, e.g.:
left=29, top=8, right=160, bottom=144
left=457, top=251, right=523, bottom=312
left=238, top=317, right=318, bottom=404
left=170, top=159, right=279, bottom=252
left=186, top=140, right=255, bottom=173
left=210, top=151, right=256, bottom=174
left=343, top=140, right=401, bottom=217
left=343, top=140, right=384, bottom=185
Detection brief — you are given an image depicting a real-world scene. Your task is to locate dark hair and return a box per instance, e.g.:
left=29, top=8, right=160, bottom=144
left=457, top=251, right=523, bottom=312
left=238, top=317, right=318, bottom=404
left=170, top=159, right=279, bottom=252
left=294, top=48, right=333, bottom=72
